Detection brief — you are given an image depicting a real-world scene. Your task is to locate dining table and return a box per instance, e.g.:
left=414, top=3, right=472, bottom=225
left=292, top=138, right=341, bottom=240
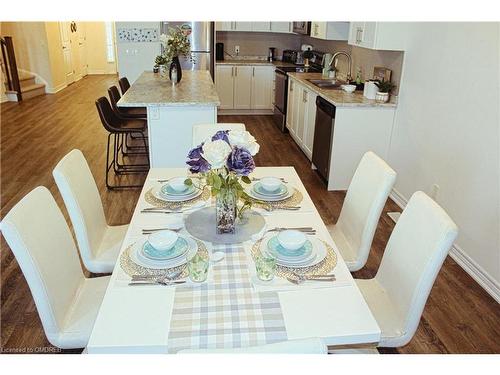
left=86, top=167, right=380, bottom=353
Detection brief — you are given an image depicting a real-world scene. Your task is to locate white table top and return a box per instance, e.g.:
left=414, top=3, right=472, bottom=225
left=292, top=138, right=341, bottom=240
left=87, top=167, right=380, bottom=353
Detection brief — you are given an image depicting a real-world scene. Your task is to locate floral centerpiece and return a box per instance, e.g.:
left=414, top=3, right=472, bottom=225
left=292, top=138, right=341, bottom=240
left=155, top=26, right=192, bottom=83
left=186, top=129, right=260, bottom=234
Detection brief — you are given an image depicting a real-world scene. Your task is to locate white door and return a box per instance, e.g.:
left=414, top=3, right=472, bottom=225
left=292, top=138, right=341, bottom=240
left=233, top=65, right=252, bottom=110
left=215, top=65, right=234, bottom=110
left=76, top=22, right=88, bottom=77
left=68, top=22, right=81, bottom=80
left=60, top=22, right=75, bottom=85
left=251, top=66, right=273, bottom=110
left=303, top=89, right=318, bottom=160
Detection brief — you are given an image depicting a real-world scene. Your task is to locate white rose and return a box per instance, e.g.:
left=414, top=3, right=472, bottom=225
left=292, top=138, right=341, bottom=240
left=228, top=130, right=260, bottom=156
left=201, top=139, right=232, bottom=169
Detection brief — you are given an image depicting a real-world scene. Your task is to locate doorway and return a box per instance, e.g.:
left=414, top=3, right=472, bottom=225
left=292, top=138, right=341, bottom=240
left=59, top=21, right=87, bottom=85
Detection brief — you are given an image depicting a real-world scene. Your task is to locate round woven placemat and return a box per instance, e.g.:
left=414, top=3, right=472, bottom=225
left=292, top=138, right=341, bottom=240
left=250, top=237, right=337, bottom=278
left=245, top=188, right=303, bottom=210
left=119, top=238, right=208, bottom=278
left=144, top=186, right=211, bottom=210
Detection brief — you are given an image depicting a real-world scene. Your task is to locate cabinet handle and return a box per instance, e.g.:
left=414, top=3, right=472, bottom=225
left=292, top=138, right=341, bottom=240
left=303, top=90, right=307, bottom=103
left=290, top=81, right=293, bottom=91
left=253, top=67, right=255, bottom=77
left=231, top=66, right=234, bottom=77
left=235, top=66, right=238, bottom=76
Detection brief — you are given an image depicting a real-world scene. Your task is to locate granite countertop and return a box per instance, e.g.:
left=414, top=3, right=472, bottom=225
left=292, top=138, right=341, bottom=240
left=216, top=59, right=297, bottom=68
left=117, top=71, right=220, bottom=107
left=288, top=72, right=398, bottom=108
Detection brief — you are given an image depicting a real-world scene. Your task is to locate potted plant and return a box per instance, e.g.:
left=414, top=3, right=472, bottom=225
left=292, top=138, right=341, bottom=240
left=374, top=80, right=396, bottom=103
left=185, top=130, right=259, bottom=234
left=155, top=26, right=193, bottom=83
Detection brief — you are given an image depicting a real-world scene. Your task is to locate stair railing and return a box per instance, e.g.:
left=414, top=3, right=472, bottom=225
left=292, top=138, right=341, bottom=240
left=1, top=36, right=22, bottom=101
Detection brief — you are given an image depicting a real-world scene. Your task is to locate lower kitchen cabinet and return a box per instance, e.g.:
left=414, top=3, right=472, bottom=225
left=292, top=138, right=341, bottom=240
left=215, top=64, right=274, bottom=113
left=286, top=78, right=317, bottom=160
left=286, top=76, right=396, bottom=190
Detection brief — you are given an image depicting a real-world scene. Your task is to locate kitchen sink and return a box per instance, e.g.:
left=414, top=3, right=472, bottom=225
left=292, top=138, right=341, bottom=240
left=306, top=79, right=346, bottom=90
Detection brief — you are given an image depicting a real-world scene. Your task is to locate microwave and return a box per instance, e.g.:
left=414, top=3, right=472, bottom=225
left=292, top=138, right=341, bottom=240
left=292, top=22, right=311, bottom=35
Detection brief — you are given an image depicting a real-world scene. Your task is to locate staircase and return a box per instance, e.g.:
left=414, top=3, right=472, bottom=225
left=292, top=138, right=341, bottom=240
left=2, top=35, right=46, bottom=102
left=15, top=71, right=46, bottom=100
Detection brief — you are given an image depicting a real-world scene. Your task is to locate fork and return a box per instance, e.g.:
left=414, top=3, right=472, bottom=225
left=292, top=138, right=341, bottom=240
left=264, top=206, right=301, bottom=212
left=286, top=275, right=336, bottom=284
left=142, top=227, right=182, bottom=234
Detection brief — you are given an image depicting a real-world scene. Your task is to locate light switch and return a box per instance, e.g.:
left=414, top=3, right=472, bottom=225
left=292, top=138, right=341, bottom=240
left=149, top=107, right=159, bottom=120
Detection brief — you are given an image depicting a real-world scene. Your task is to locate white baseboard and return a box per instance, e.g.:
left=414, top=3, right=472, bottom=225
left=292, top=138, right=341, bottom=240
left=389, top=188, right=500, bottom=303
left=46, top=83, right=67, bottom=94
left=87, top=69, right=117, bottom=75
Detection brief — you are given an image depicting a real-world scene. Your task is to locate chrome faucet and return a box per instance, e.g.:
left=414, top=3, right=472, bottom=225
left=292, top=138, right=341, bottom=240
left=329, top=51, right=352, bottom=83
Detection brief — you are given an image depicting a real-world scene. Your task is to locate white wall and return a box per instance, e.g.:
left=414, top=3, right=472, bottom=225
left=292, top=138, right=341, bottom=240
left=85, top=22, right=117, bottom=75
left=390, top=23, right=500, bottom=299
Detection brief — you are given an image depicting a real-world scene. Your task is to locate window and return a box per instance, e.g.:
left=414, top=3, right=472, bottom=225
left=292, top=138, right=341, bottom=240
left=105, top=22, right=115, bottom=63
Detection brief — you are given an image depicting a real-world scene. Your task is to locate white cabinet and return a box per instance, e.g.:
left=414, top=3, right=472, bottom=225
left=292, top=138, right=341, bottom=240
left=310, top=22, right=349, bottom=41
left=215, top=22, right=233, bottom=31
left=216, top=21, right=292, bottom=33
left=286, top=78, right=317, bottom=160
left=270, top=22, right=292, bottom=33
left=215, top=64, right=274, bottom=111
left=215, top=65, right=234, bottom=110
left=233, top=66, right=252, bottom=109
left=348, top=22, right=407, bottom=50
left=251, top=66, right=273, bottom=110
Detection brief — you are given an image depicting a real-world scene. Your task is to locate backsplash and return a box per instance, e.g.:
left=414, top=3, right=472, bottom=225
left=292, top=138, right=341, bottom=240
left=216, top=31, right=404, bottom=95
left=117, top=28, right=159, bottom=43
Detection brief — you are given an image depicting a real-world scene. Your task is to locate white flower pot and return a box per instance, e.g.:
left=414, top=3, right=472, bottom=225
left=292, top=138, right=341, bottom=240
left=375, top=91, right=390, bottom=103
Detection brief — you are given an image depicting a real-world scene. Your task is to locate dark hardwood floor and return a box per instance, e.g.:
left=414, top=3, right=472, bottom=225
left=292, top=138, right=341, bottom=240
left=1, top=75, right=499, bottom=354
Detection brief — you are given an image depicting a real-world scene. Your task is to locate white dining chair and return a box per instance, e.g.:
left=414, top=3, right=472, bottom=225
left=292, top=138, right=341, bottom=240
left=53, top=149, right=128, bottom=274
left=192, top=123, right=245, bottom=147
left=328, top=151, right=397, bottom=272
left=356, top=191, right=458, bottom=348
left=0, top=186, right=110, bottom=349
left=178, top=338, right=327, bottom=354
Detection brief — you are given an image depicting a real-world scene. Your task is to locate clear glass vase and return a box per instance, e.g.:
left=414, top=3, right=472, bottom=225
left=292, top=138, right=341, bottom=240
left=216, top=188, right=237, bottom=234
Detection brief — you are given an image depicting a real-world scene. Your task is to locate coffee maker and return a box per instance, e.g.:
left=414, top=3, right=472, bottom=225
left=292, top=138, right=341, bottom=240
left=216, top=43, right=224, bottom=61
left=268, top=47, right=276, bottom=62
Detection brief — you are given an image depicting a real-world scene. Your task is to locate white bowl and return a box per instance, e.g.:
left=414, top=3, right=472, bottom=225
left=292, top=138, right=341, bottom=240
left=342, top=84, right=356, bottom=93
left=259, top=177, right=282, bottom=192
left=277, top=230, right=307, bottom=251
left=168, top=177, right=189, bottom=193
left=148, top=230, right=179, bottom=251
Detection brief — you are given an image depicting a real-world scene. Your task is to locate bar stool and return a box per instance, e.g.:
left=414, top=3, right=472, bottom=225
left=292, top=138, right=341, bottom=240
left=95, top=96, right=149, bottom=189
left=108, top=85, right=148, bottom=153
left=119, top=77, right=131, bottom=95
left=108, top=85, right=146, bottom=120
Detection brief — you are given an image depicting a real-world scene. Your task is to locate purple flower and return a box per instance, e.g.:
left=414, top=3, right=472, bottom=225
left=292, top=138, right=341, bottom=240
left=186, top=143, right=210, bottom=173
left=211, top=130, right=230, bottom=143
left=187, top=158, right=210, bottom=173
left=227, top=147, right=255, bottom=176
left=188, top=143, right=203, bottom=159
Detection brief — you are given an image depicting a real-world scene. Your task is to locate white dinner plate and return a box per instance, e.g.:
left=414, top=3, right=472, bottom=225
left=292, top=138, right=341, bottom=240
left=130, top=236, right=198, bottom=269
left=151, top=182, right=202, bottom=202
left=246, top=182, right=293, bottom=202
left=262, top=236, right=327, bottom=268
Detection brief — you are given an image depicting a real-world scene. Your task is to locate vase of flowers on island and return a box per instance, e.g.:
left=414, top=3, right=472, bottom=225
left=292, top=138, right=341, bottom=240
left=185, top=129, right=260, bottom=234
left=155, top=26, right=193, bottom=83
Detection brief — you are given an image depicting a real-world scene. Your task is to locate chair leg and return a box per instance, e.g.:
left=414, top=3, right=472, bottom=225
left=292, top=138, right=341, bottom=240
left=105, top=132, right=148, bottom=190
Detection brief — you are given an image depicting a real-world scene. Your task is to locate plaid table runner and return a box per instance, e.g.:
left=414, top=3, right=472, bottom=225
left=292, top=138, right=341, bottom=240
left=167, top=244, right=287, bottom=353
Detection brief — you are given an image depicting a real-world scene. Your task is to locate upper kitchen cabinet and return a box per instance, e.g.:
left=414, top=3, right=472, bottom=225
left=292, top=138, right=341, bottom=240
left=216, top=21, right=292, bottom=33
left=270, top=22, right=292, bottom=33
left=310, top=22, right=349, bottom=41
left=348, top=22, right=407, bottom=50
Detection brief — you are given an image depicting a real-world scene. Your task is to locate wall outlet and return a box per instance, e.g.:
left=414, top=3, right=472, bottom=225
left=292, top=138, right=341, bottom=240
left=235, top=45, right=240, bottom=55
left=430, top=184, right=440, bottom=200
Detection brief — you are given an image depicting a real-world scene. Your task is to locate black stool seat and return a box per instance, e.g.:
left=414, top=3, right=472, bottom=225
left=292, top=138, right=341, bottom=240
left=120, top=106, right=147, bottom=119
left=108, top=86, right=147, bottom=120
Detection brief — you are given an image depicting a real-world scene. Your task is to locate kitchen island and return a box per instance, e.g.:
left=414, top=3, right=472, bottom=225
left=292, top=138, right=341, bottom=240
left=118, top=70, right=220, bottom=167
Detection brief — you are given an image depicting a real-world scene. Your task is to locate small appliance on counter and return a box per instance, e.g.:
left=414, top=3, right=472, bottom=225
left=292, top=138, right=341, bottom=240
left=296, top=52, right=305, bottom=65
left=268, top=47, right=276, bottom=62
left=216, top=43, right=224, bottom=61
left=282, top=49, right=298, bottom=64
left=363, top=80, right=379, bottom=100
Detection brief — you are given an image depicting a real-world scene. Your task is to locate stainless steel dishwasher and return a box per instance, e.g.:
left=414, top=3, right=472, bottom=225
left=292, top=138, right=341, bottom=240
left=312, top=96, right=336, bottom=183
